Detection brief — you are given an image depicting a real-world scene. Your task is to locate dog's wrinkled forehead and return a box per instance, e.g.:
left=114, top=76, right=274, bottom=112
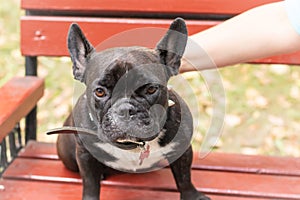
left=68, top=18, right=187, bottom=84
left=87, top=47, right=167, bottom=88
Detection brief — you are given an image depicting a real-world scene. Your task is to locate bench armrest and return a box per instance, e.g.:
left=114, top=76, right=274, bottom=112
left=0, top=77, right=44, bottom=142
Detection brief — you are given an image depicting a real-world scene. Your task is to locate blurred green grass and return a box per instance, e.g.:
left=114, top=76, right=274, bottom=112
left=1, top=0, right=299, bottom=156
left=0, top=0, right=24, bottom=83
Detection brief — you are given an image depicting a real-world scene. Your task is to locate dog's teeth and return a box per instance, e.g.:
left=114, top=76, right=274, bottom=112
left=116, top=139, right=144, bottom=146
left=139, top=142, right=146, bottom=149
left=116, top=139, right=130, bottom=143
left=168, top=99, right=175, bottom=107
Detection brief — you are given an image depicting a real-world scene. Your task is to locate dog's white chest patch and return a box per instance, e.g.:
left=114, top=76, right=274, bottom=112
left=94, top=131, right=177, bottom=172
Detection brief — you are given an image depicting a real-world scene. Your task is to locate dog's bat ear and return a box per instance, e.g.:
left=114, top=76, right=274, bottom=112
left=67, top=23, right=94, bottom=82
left=156, top=18, right=188, bottom=77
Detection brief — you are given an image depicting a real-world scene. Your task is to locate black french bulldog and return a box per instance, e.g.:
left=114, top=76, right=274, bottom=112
left=55, top=18, right=210, bottom=200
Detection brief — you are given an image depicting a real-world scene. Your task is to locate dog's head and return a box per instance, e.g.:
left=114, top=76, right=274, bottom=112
left=68, top=18, right=188, bottom=150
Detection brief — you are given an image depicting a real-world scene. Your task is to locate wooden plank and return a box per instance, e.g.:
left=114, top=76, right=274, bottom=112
left=0, top=179, right=82, bottom=200
left=254, top=52, right=300, bottom=66
left=21, top=0, right=281, bottom=15
left=194, top=153, right=300, bottom=177
left=19, top=141, right=300, bottom=177
left=3, top=158, right=300, bottom=199
left=3, top=158, right=81, bottom=183
left=0, top=77, right=44, bottom=142
left=0, top=179, right=260, bottom=200
left=19, top=140, right=58, bottom=160
left=20, top=16, right=216, bottom=56
left=105, top=169, right=300, bottom=199
left=0, top=180, right=175, bottom=200
left=21, top=16, right=300, bottom=65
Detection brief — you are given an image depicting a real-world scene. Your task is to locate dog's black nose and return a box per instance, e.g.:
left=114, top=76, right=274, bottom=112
left=117, top=103, right=136, bottom=120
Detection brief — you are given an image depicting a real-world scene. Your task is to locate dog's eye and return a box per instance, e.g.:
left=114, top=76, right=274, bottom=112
left=95, top=88, right=106, bottom=98
left=147, top=86, right=158, bottom=95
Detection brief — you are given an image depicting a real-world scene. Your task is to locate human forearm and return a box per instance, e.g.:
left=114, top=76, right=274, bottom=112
left=181, top=1, right=300, bottom=71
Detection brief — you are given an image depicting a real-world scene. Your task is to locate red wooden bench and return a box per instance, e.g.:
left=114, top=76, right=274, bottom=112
left=0, top=77, right=44, bottom=173
left=1, top=0, right=300, bottom=199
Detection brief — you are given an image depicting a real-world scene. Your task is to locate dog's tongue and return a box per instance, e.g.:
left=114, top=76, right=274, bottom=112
left=139, top=144, right=150, bottom=166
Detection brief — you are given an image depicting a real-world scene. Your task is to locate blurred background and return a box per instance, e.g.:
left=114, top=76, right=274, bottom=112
left=1, top=0, right=299, bottom=156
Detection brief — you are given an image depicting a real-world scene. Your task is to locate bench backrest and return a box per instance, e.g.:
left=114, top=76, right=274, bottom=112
left=21, top=0, right=300, bottom=65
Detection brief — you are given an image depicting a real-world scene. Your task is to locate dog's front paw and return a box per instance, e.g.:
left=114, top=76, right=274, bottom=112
left=180, top=189, right=211, bottom=200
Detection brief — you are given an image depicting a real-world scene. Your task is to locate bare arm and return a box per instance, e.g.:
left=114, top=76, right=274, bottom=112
left=181, top=1, right=300, bottom=71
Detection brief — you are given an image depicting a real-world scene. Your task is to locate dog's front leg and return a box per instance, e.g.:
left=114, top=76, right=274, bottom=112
left=76, top=141, right=104, bottom=200
left=169, top=146, right=211, bottom=200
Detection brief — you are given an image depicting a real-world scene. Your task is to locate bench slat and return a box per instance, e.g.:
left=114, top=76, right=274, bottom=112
left=19, top=141, right=59, bottom=159
left=0, top=77, right=44, bottom=142
left=21, top=16, right=300, bottom=65
left=21, top=0, right=280, bottom=15
left=3, top=158, right=81, bottom=182
left=194, top=153, right=300, bottom=176
left=0, top=179, right=82, bottom=200
left=19, top=141, right=300, bottom=177
left=0, top=179, right=261, bottom=200
left=3, top=158, right=300, bottom=199
left=21, top=16, right=216, bottom=56
left=106, top=167, right=300, bottom=199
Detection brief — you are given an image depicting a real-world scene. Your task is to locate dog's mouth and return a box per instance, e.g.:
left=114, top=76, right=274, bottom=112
left=115, top=138, right=146, bottom=150
left=113, top=132, right=159, bottom=150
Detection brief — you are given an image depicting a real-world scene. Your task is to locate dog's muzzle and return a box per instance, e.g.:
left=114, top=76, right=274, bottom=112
left=101, top=97, right=172, bottom=150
